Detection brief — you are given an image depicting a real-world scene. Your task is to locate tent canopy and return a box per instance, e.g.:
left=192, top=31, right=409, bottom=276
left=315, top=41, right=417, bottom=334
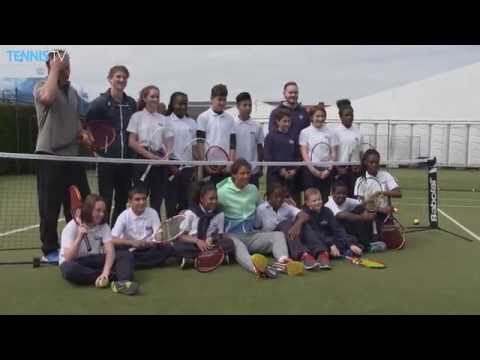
left=331, top=62, right=480, bottom=122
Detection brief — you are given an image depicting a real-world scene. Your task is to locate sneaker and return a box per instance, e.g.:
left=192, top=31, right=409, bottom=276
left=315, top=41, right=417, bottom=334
left=368, top=241, right=387, bottom=253
left=300, top=252, right=318, bottom=270
left=41, top=249, right=59, bottom=263
left=317, top=251, right=331, bottom=270
left=258, top=265, right=278, bottom=279
left=111, top=281, right=139, bottom=296
left=180, top=257, right=195, bottom=270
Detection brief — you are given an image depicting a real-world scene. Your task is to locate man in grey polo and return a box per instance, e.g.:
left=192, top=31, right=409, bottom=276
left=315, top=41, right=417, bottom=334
left=34, top=49, right=90, bottom=262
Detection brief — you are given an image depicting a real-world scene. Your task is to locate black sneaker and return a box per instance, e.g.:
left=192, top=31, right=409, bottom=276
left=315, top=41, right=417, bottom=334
left=180, top=257, right=195, bottom=270
left=111, top=281, right=139, bottom=296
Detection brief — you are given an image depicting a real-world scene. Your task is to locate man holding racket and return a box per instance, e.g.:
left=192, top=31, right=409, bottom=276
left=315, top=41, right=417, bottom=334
left=268, top=82, right=310, bottom=203
left=197, top=84, right=236, bottom=185
left=86, top=65, right=137, bottom=226
left=34, top=49, right=90, bottom=263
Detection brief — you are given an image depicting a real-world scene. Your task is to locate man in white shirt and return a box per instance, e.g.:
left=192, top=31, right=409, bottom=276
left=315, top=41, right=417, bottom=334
left=197, top=84, right=236, bottom=184
left=233, top=92, right=265, bottom=188
left=111, top=187, right=175, bottom=268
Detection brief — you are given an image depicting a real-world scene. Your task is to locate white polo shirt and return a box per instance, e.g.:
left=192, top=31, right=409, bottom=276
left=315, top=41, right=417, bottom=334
left=197, top=108, right=235, bottom=152
left=59, top=220, right=112, bottom=265
left=164, top=113, right=198, bottom=161
left=299, top=125, right=339, bottom=161
left=334, top=124, right=362, bottom=162
left=234, top=116, right=265, bottom=174
left=179, top=207, right=225, bottom=237
left=127, top=109, right=168, bottom=147
left=325, top=196, right=362, bottom=216
left=255, top=200, right=301, bottom=232
left=111, top=207, right=161, bottom=242
left=354, top=171, right=399, bottom=208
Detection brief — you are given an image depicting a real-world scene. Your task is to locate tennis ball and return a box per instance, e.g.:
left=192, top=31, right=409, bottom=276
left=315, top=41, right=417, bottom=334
left=95, top=276, right=109, bottom=288
left=413, top=218, right=420, bottom=225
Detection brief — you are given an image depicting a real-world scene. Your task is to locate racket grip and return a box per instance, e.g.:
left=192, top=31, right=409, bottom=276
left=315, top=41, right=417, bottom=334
left=140, top=165, right=152, bottom=182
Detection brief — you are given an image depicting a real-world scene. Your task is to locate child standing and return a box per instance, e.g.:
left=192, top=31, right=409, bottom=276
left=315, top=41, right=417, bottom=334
left=233, top=92, right=265, bottom=188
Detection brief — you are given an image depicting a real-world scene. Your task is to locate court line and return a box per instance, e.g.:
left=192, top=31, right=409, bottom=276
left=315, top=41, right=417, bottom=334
left=438, top=208, right=480, bottom=242
left=0, top=218, right=65, bottom=238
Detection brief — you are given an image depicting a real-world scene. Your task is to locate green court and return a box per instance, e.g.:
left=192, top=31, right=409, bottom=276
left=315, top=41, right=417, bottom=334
left=1, top=168, right=480, bottom=314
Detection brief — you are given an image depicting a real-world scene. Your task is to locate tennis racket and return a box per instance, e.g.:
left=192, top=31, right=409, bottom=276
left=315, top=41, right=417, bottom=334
left=205, top=145, right=230, bottom=177
left=382, top=212, right=406, bottom=250
left=356, top=176, right=385, bottom=213
left=83, top=120, right=116, bottom=156
left=310, top=141, right=332, bottom=174
left=140, top=125, right=175, bottom=182
left=69, top=185, right=92, bottom=252
left=168, top=138, right=211, bottom=182
left=344, top=255, right=385, bottom=269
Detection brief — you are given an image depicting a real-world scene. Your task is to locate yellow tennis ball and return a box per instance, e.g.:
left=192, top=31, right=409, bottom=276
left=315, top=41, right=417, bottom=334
left=95, top=276, right=109, bottom=288
left=413, top=219, right=420, bottom=225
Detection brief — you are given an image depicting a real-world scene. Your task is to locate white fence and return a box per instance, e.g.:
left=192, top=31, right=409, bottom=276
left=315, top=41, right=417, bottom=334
left=257, top=118, right=480, bottom=167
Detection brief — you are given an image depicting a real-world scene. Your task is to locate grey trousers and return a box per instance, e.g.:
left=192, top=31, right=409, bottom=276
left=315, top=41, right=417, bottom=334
left=229, top=231, right=289, bottom=273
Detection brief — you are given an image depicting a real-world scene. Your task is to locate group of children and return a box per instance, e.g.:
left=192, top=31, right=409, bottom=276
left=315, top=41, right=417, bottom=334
left=54, top=65, right=403, bottom=295
left=60, top=149, right=401, bottom=295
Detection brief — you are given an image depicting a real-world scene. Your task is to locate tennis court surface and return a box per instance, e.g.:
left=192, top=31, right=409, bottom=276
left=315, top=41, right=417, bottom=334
left=1, top=155, right=480, bottom=314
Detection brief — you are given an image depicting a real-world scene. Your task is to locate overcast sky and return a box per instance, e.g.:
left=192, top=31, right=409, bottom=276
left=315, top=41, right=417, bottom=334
left=1, top=45, right=480, bottom=104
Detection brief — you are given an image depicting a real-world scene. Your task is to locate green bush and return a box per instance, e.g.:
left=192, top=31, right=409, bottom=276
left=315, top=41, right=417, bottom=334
left=0, top=103, right=37, bottom=174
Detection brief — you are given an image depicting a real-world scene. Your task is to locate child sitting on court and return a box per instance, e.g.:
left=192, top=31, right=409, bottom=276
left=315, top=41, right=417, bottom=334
left=173, top=182, right=235, bottom=269
left=325, top=180, right=386, bottom=252
left=111, top=186, right=175, bottom=268
left=255, top=182, right=317, bottom=270
left=301, top=187, right=363, bottom=269
left=59, top=194, right=139, bottom=296
left=353, top=148, right=402, bottom=243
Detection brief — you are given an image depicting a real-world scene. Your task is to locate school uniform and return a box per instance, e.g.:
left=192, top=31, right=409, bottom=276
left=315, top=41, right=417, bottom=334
left=332, top=124, right=362, bottom=196
left=197, top=108, right=236, bottom=185
left=86, top=90, right=137, bottom=226
left=164, top=113, right=198, bottom=217
left=59, top=220, right=134, bottom=285
left=173, top=204, right=235, bottom=260
left=325, top=196, right=373, bottom=249
left=354, top=171, right=400, bottom=242
left=301, top=206, right=361, bottom=257
left=234, top=116, right=265, bottom=188
left=127, top=109, right=168, bottom=216
left=111, top=207, right=175, bottom=269
left=299, top=124, right=339, bottom=202
left=255, top=201, right=308, bottom=260
left=264, top=129, right=299, bottom=196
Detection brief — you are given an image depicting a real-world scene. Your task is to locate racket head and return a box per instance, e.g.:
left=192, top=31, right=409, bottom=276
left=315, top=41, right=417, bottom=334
left=86, top=121, right=116, bottom=151
left=180, top=138, right=211, bottom=161
left=359, top=258, right=385, bottom=269
left=310, top=142, right=332, bottom=170
left=205, top=145, right=229, bottom=171
left=68, top=185, right=82, bottom=223
left=153, top=215, right=186, bottom=243
left=356, top=177, right=384, bottom=212
left=195, top=248, right=225, bottom=273
left=148, top=125, right=176, bottom=158
left=382, top=215, right=406, bottom=250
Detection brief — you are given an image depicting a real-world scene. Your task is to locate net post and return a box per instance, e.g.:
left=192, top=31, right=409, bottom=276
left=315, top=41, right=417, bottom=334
left=427, top=157, right=439, bottom=229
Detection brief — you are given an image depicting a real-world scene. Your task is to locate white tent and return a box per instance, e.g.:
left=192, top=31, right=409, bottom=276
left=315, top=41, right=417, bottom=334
left=328, top=62, right=480, bottom=166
